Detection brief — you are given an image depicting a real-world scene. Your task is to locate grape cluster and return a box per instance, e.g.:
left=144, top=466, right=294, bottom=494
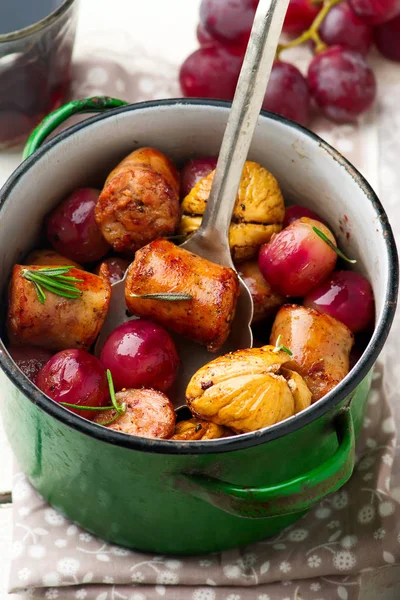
left=179, top=0, right=400, bottom=126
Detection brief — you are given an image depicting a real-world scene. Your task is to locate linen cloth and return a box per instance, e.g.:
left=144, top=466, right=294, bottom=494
left=7, top=37, right=400, bottom=599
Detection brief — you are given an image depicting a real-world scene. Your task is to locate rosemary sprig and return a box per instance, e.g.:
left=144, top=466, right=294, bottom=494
left=129, top=292, right=192, bottom=301
left=312, top=226, right=357, bottom=264
left=273, top=335, right=293, bottom=357
left=21, top=266, right=84, bottom=304
left=60, top=369, right=127, bottom=426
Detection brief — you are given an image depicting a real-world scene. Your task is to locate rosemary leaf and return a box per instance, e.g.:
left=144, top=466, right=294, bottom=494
left=312, top=226, right=357, bottom=264
left=129, top=292, right=192, bottom=301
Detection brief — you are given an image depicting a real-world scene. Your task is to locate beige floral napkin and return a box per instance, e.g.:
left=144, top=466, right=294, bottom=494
left=7, top=37, right=400, bottom=599
left=8, top=363, right=400, bottom=600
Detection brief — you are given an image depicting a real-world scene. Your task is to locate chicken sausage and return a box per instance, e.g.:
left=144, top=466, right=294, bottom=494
left=7, top=265, right=111, bottom=352
left=24, top=249, right=81, bottom=269
left=94, top=388, right=176, bottom=439
left=270, top=304, right=354, bottom=401
left=95, top=147, right=180, bottom=255
left=125, top=238, right=240, bottom=352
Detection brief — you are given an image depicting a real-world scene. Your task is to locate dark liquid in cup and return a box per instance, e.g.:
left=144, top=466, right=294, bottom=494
left=0, top=0, right=65, bottom=35
left=0, top=0, right=76, bottom=148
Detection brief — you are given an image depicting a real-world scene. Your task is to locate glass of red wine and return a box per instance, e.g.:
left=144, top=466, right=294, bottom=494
left=0, top=0, right=78, bottom=149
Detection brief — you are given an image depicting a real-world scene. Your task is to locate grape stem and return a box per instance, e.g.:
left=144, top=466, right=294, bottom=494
left=277, top=0, right=344, bottom=57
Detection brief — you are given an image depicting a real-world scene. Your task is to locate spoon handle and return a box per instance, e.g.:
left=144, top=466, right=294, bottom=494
left=196, top=0, right=290, bottom=266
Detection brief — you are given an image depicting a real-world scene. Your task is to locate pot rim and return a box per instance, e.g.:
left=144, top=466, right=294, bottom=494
left=0, top=98, right=398, bottom=455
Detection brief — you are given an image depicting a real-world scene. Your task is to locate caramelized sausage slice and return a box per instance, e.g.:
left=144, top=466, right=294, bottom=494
left=7, top=265, right=111, bottom=352
left=95, top=147, right=180, bottom=255
left=270, top=304, right=354, bottom=401
left=24, top=249, right=81, bottom=269
left=125, top=238, right=240, bottom=352
left=94, top=388, right=176, bottom=439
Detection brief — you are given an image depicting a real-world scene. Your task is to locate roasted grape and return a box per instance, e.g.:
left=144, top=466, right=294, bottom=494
left=283, top=205, right=324, bottom=228
left=46, top=188, right=110, bottom=263
left=36, top=349, right=110, bottom=419
left=100, top=319, right=180, bottom=393
left=258, top=218, right=337, bottom=296
left=181, top=156, right=218, bottom=198
left=304, top=270, right=374, bottom=333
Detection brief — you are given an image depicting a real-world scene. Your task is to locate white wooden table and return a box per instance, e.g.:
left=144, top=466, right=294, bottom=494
left=1, top=1, right=400, bottom=597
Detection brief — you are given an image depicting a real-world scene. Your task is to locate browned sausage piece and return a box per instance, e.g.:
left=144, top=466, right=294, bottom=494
left=237, top=260, right=285, bottom=324
left=94, top=388, right=176, bottom=439
left=24, top=249, right=81, bottom=269
left=125, top=238, right=240, bottom=352
left=95, top=147, right=180, bottom=255
left=7, top=266, right=111, bottom=352
left=270, top=304, right=354, bottom=401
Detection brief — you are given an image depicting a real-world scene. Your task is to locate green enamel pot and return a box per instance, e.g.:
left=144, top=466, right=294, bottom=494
left=0, top=97, right=398, bottom=554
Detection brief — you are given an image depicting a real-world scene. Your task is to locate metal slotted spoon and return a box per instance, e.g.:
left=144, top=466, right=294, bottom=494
left=95, top=0, right=291, bottom=403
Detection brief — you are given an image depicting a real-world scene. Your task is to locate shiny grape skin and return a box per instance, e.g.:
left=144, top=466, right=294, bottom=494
left=282, top=0, right=320, bottom=35
left=179, top=44, right=242, bottom=100
left=375, top=14, right=400, bottom=61
left=197, top=22, right=215, bottom=46
left=95, top=257, right=130, bottom=285
left=258, top=218, right=337, bottom=297
left=199, top=0, right=258, bottom=50
left=100, top=319, right=180, bottom=393
left=7, top=346, right=53, bottom=384
left=36, top=349, right=110, bottom=420
left=180, top=157, right=218, bottom=198
left=46, top=188, right=110, bottom=263
left=283, top=205, right=324, bottom=228
left=262, top=61, right=310, bottom=126
left=319, top=3, right=373, bottom=56
left=349, top=0, right=400, bottom=25
left=307, top=46, right=376, bottom=122
left=304, top=270, right=374, bottom=333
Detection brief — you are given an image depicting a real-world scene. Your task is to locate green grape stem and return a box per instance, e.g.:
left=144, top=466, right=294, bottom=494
left=277, top=0, right=344, bottom=58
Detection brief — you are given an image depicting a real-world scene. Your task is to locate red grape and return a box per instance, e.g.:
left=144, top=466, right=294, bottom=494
left=319, top=3, right=373, bottom=56
left=179, top=44, right=242, bottom=100
left=100, top=320, right=179, bottom=393
left=262, top=61, right=310, bottom=126
left=349, top=0, right=400, bottom=25
left=36, top=349, right=110, bottom=420
left=46, top=188, right=110, bottom=263
left=7, top=346, right=53, bottom=384
left=304, top=270, right=374, bottom=332
left=197, top=23, right=215, bottom=45
left=307, top=46, right=376, bottom=122
left=199, top=0, right=258, bottom=52
left=258, top=217, right=337, bottom=296
left=181, top=157, right=218, bottom=198
left=282, top=0, right=320, bottom=35
left=95, top=257, right=130, bottom=285
left=374, top=13, right=400, bottom=61
left=283, top=205, right=325, bottom=228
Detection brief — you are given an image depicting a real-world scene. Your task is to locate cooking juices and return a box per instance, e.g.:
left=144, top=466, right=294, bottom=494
left=0, top=0, right=78, bottom=149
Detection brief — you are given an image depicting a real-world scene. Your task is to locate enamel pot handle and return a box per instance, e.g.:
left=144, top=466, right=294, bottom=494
left=23, top=96, right=128, bottom=159
left=179, top=409, right=355, bottom=519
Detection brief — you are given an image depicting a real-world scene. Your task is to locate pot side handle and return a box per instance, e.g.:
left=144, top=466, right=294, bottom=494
left=23, top=97, right=128, bottom=160
left=177, top=409, right=354, bottom=519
